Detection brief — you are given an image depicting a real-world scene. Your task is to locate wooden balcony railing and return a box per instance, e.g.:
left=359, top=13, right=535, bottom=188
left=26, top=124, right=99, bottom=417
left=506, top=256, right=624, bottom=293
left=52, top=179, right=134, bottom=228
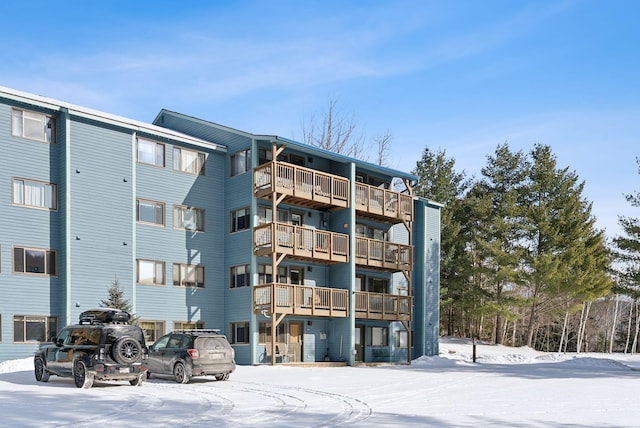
left=355, top=182, right=413, bottom=223
left=254, top=283, right=349, bottom=318
left=355, top=237, right=413, bottom=272
left=254, top=222, right=349, bottom=263
left=354, top=291, right=412, bottom=321
left=255, top=161, right=350, bottom=209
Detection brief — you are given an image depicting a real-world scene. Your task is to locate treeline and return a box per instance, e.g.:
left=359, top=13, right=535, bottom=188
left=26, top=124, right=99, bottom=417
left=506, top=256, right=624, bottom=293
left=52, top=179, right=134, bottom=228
left=413, top=143, right=640, bottom=353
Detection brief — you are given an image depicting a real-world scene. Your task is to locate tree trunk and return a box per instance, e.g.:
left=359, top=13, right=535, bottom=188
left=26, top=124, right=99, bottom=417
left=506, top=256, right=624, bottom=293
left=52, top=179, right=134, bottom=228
left=625, top=300, right=633, bottom=353
left=558, top=310, right=569, bottom=353
left=576, top=302, right=591, bottom=353
left=609, top=294, right=619, bottom=353
left=632, top=300, right=640, bottom=354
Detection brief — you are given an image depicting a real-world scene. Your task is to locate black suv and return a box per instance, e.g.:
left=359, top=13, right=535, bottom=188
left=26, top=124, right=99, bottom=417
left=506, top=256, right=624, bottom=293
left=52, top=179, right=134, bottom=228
left=146, top=329, right=235, bottom=383
left=34, top=308, right=148, bottom=388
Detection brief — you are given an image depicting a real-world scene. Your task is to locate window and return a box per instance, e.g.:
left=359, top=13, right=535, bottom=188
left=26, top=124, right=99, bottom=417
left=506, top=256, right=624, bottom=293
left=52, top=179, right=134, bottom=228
left=231, top=207, right=250, bottom=232
left=174, top=321, right=205, bottom=330
left=258, top=321, right=286, bottom=343
left=368, top=326, right=388, bottom=347
left=395, top=330, right=408, bottom=348
left=257, top=206, right=272, bottom=225
left=13, top=315, right=57, bottom=343
left=11, top=108, right=56, bottom=143
left=230, top=322, right=249, bottom=344
left=173, top=147, right=205, bottom=175
left=137, top=259, right=165, bottom=285
left=140, top=320, right=165, bottom=344
left=230, top=265, right=250, bottom=288
left=173, top=263, right=205, bottom=288
left=290, top=154, right=305, bottom=166
left=258, top=264, right=287, bottom=284
left=368, top=277, right=389, bottom=294
left=12, top=178, right=57, bottom=210
left=258, top=147, right=272, bottom=165
left=137, top=199, right=165, bottom=226
left=174, top=205, right=205, bottom=231
left=355, top=223, right=387, bottom=241
left=137, top=138, right=165, bottom=167
left=258, top=147, right=288, bottom=164
left=230, top=148, right=250, bottom=176
left=13, top=247, right=56, bottom=276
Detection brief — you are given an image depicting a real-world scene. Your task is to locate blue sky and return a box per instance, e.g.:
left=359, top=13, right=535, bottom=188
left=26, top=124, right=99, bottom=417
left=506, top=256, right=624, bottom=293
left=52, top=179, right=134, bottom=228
left=2, top=0, right=639, bottom=238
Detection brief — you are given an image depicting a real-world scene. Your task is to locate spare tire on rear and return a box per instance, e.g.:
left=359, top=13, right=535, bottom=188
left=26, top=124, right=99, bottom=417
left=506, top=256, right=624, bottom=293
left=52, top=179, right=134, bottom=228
left=112, top=337, right=142, bottom=364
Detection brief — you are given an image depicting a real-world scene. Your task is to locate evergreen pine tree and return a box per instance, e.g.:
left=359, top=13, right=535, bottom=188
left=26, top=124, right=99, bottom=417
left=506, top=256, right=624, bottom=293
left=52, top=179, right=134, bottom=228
left=100, top=276, right=137, bottom=323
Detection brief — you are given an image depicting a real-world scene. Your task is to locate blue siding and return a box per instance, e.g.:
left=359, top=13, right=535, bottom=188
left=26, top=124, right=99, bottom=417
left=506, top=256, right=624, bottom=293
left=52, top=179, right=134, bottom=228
left=0, top=89, right=441, bottom=364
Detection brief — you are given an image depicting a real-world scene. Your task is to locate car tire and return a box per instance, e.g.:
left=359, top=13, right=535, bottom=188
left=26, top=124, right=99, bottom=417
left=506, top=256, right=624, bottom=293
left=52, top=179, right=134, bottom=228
left=173, top=362, right=190, bottom=384
left=112, top=337, right=142, bottom=365
left=74, top=361, right=94, bottom=389
left=215, top=373, right=230, bottom=381
left=34, top=358, right=50, bottom=382
left=129, top=372, right=145, bottom=386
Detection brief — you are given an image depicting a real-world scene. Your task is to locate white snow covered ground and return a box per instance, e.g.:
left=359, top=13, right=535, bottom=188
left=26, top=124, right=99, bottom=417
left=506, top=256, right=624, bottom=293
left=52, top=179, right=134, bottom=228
left=1, top=337, right=639, bottom=427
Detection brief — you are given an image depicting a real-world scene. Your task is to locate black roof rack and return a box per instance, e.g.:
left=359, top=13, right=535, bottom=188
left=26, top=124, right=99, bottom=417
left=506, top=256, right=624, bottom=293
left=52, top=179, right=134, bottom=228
left=79, top=308, right=131, bottom=325
left=171, top=329, right=221, bottom=334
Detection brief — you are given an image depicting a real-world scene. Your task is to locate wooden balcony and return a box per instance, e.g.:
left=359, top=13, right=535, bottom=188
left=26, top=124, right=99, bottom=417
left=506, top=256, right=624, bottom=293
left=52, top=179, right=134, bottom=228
left=254, top=222, right=349, bottom=263
left=254, top=283, right=349, bottom=318
left=355, top=182, right=413, bottom=223
left=355, top=237, right=413, bottom=272
left=354, top=292, right=412, bottom=321
left=254, top=161, right=350, bottom=210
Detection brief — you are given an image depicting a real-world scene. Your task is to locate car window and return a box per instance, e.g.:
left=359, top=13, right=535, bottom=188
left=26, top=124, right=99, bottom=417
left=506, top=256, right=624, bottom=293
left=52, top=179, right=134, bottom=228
left=57, top=328, right=71, bottom=344
left=67, top=328, right=99, bottom=345
left=153, top=334, right=171, bottom=349
left=167, top=335, right=187, bottom=349
left=197, top=337, right=230, bottom=350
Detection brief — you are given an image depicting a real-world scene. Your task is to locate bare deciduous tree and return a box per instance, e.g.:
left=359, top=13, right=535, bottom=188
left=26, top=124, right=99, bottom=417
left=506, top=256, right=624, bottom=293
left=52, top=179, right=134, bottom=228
left=302, top=97, right=370, bottom=161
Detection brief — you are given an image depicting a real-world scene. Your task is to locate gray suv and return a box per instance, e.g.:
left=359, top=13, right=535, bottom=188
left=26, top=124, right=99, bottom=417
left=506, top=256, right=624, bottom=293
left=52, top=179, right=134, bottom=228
left=146, top=329, right=235, bottom=383
left=34, top=308, right=147, bottom=388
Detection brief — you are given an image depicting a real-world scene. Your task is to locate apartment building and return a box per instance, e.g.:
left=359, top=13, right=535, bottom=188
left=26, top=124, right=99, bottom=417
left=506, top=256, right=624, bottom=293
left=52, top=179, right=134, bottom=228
left=0, top=86, right=441, bottom=365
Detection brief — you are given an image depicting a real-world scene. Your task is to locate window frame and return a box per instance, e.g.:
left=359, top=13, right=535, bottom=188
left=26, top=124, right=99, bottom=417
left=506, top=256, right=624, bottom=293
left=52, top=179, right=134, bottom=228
left=13, top=315, right=57, bottom=343
left=368, top=326, right=389, bottom=347
left=12, top=177, right=57, bottom=210
left=13, top=246, right=57, bottom=276
left=137, top=138, right=165, bottom=167
left=230, top=264, right=250, bottom=288
left=140, top=320, right=166, bottom=344
left=11, top=108, right=56, bottom=144
left=172, top=263, right=205, bottom=288
left=173, top=147, right=206, bottom=175
left=173, top=205, right=205, bottom=232
left=230, top=321, right=250, bottom=344
left=258, top=321, right=287, bottom=344
left=174, top=321, right=205, bottom=330
left=230, top=207, right=250, bottom=233
left=395, top=330, right=408, bottom=348
left=230, top=148, right=251, bottom=176
left=137, top=259, right=166, bottom=285
left=258, top=264, right=288, bottom=284
left=136, top=198, right=165, bottom=226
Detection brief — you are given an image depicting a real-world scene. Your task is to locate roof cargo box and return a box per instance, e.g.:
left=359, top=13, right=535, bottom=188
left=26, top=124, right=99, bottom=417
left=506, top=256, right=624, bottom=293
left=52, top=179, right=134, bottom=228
left=79, top=308, right=131, bottom=324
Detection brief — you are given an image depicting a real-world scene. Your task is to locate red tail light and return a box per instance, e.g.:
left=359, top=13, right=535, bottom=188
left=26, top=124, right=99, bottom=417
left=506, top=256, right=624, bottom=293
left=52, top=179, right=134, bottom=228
left=187, top=349, right=199, bottom=359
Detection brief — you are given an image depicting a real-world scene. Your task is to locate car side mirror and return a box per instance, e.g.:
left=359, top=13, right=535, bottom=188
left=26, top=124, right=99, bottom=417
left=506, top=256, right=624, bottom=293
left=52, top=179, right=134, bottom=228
left=56, top=338, right=64, bottom=346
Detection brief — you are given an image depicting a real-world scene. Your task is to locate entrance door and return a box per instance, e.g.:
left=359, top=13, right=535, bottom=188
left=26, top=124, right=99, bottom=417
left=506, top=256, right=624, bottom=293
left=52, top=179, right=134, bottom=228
left=355, top=325, right=365, bottom=362
left=289, top=322, right=304, bottom=362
